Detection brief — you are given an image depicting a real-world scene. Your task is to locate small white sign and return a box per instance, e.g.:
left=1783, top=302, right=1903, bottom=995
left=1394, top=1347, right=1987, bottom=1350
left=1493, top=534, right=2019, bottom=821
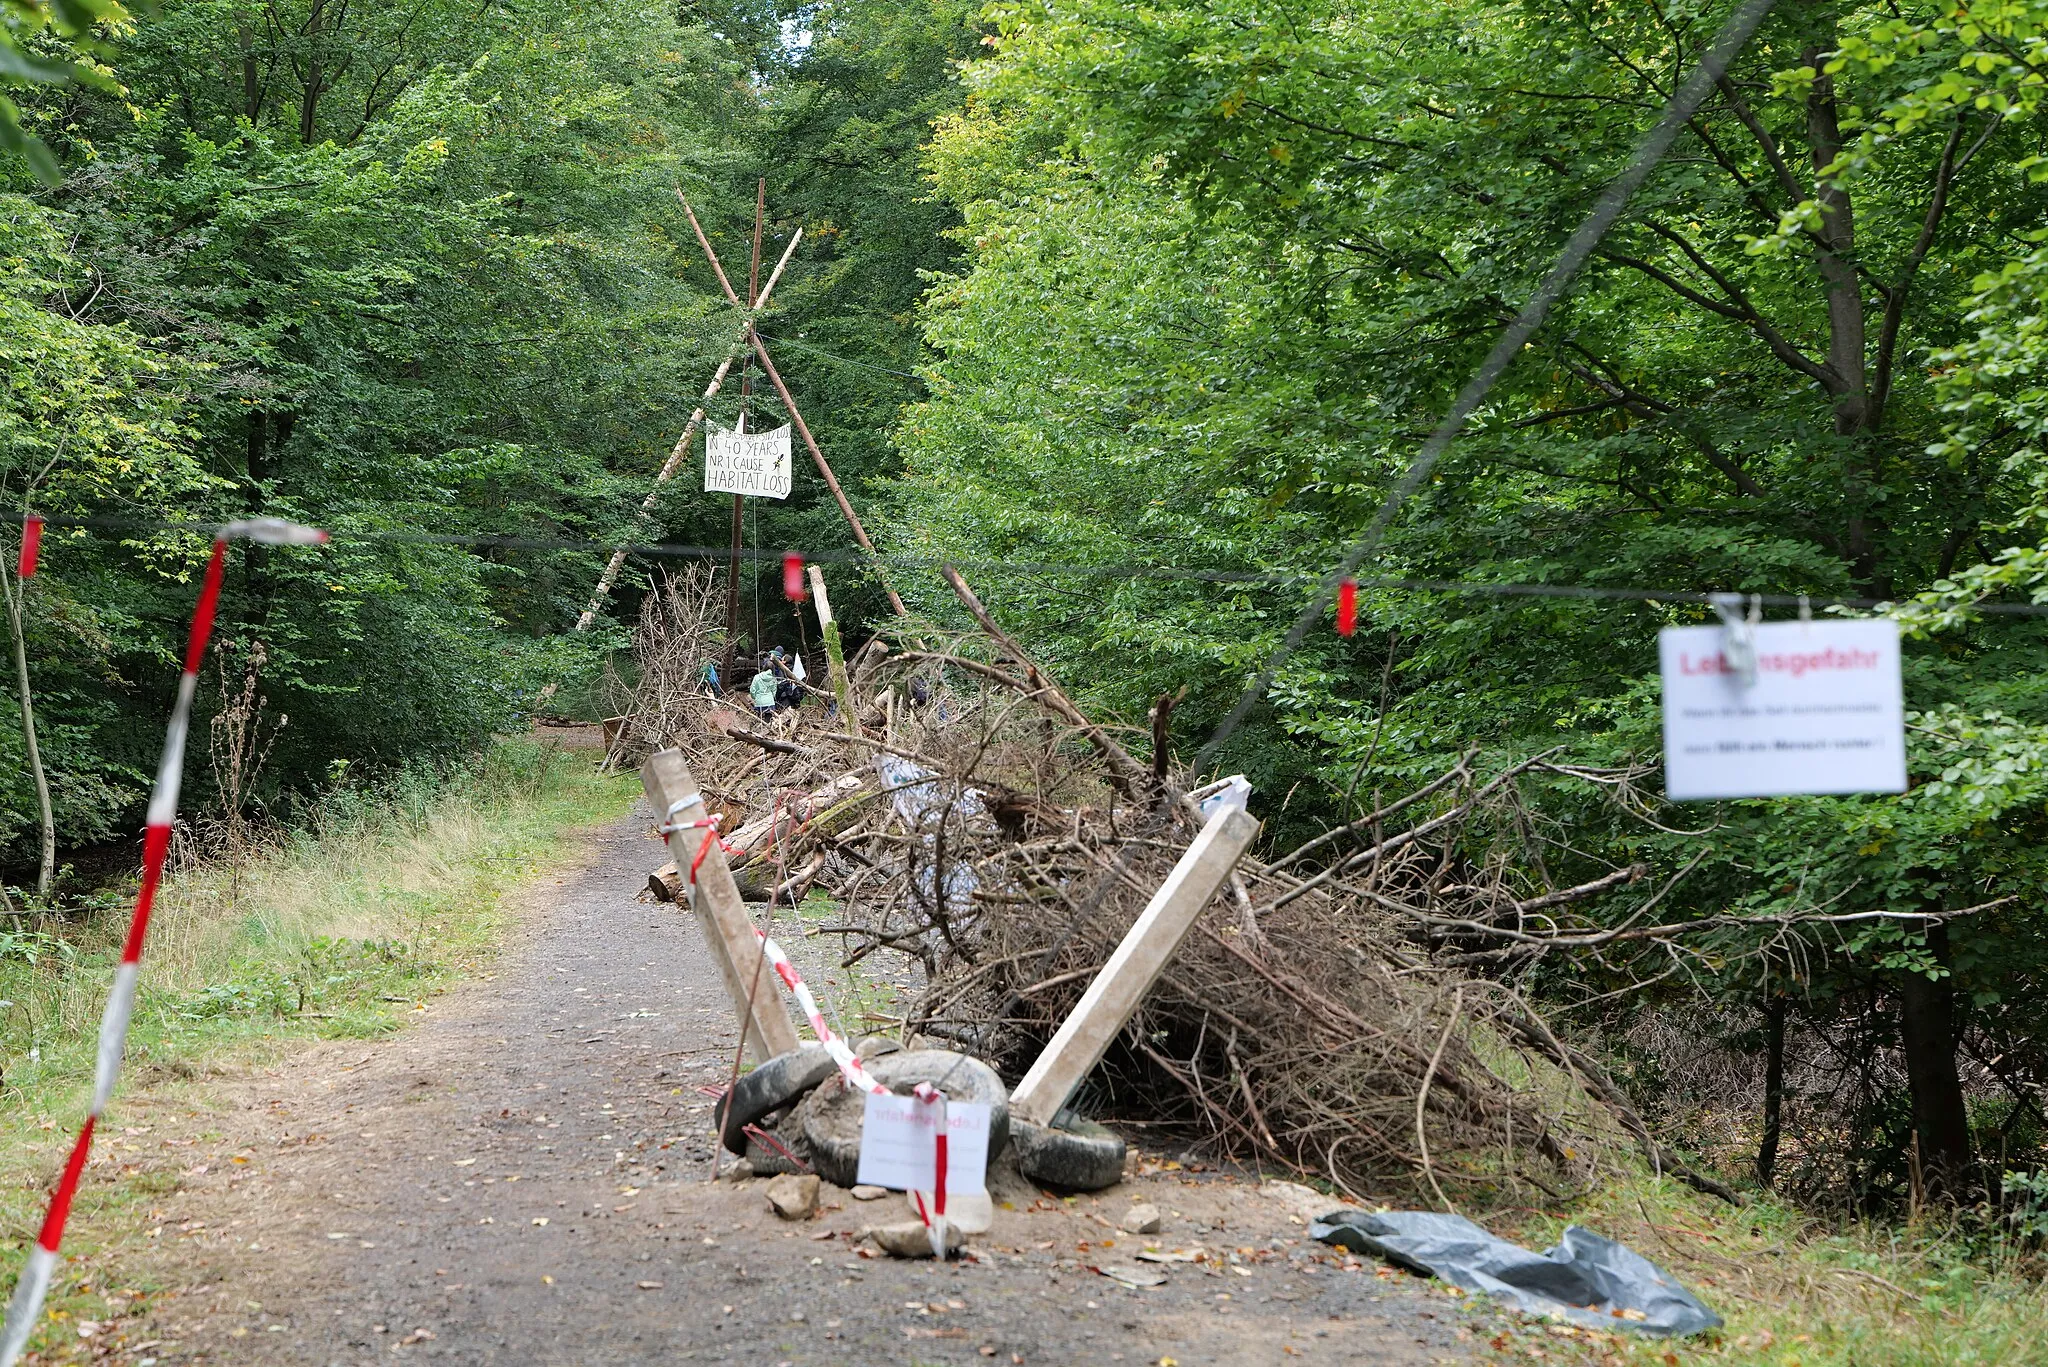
left=855, top=1092, right=991, bottom=1195
left=1659, top=619, right=1906, bottom=801
left=705, top=425, right=793, bottom=500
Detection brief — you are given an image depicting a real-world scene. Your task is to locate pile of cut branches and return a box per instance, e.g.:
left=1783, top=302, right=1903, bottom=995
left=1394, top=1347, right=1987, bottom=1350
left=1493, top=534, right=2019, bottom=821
left=627, top=567, right=1740, bottom=1206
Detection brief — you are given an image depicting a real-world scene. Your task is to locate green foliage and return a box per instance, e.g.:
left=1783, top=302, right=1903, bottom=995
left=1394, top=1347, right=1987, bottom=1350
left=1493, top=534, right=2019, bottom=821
left=0, top=0, right=783, bottom=872
left=0, top=0, right=125, bottom=183
left=894, top=0, right=2048, bottom=1203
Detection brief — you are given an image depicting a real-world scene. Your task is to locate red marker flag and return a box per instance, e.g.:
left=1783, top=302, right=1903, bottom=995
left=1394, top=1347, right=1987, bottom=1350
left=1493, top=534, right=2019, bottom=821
left=1336, top=578, right=1358, bottom=636
left=783, top=551, right=808, bottom=601
left=16, top=517, right=41, bottom=580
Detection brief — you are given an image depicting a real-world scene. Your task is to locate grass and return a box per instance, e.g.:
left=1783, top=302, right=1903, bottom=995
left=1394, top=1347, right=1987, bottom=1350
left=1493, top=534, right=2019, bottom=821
left=1471, top=1174, right=2048, bottom=1367
left=0, top=734, right=637, bottom=1361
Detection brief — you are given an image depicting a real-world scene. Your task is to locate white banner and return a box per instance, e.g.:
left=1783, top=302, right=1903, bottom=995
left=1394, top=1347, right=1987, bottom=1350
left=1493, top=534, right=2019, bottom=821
left=855, top=1093, right=991, bottom=1195
left=705, top=425, right=792, bottom=500
left=1660, top=619, right=1906, bottom=800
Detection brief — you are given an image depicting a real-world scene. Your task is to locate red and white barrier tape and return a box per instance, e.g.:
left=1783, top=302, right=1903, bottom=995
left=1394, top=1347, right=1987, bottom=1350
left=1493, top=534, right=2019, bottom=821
left=747, top=927, right=950, bottom=1253
left=747, top=925, right=884, bottom=1097
left=0, top=519, right=326, bottom=1366
left=670, top=809, right=953, bottom=1253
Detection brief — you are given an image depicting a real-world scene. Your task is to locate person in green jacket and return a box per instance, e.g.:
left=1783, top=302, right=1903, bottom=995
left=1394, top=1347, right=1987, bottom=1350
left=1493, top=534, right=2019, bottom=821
left=749, top=664, right=778, bottom=720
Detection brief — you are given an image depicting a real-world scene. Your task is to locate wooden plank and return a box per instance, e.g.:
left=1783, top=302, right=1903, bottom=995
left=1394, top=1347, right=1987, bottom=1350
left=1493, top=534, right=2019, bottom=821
left=806, top=564, right=855, bottom=724
left=1009, top=805, right=1261, bottom=1126
left=641, top=749, right=802, bottom=1062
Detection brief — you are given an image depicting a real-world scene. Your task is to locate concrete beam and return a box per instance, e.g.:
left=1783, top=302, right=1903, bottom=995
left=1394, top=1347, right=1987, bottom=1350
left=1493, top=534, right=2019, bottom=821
left=1010, top=805, right=1261, bottom=1125
left=642, top=749, right=802, bottom=1062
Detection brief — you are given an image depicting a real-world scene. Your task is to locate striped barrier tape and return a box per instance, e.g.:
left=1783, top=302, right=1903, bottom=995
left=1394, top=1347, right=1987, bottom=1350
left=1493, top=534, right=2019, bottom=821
left=745, top=927, right=950, bottom=1255
left=667, top=796, right=954, bottom=1252
left=0, top=518, right=327, bottom=1367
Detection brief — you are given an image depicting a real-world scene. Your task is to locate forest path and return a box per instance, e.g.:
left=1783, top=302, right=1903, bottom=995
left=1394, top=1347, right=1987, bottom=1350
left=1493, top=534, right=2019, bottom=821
left=123, top=803, right=1476, bottom=1366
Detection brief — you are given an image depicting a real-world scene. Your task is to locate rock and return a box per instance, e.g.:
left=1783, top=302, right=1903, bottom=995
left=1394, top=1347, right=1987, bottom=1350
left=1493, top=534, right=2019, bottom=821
left=866, top=1219, right=967, bottom=1260
left=1259, top=1179, right=1333, bottom=1225
left=985, top=1148, right=1041, bottom=1209
left=727, top=1158, right=755, bottom=1182
left=1119, top=1203, right=1162, bottom=1235
left=903, top=1190, right=994, bottom=1234
left=765, top=1173, right=821, bottom=1220
left=850, top=1185, right=890, bottom=1201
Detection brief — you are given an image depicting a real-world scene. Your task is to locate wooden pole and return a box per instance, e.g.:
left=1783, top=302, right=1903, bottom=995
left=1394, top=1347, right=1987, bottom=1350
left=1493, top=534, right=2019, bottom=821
left=642, top=748, right=801, bottom=1062
left=722, top=184, right=767, bottom=682
left=749, top=178, right=765, bottom=304
left=940, top=564, right=1151, bottom=789
left=1009, top=805, right=1261, bottom=1125
left=570, top=226, right=802, bottom=634
left=807, top=563, right=855, bottom=725
left=680, top=192, right=907, bottom=617
left=747, top=330, right=909, bottom=616
left=679, top=193, right=747, bottom=309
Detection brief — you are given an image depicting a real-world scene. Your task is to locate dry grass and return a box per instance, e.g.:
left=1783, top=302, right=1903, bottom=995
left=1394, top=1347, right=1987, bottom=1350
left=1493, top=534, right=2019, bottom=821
left=0, top=739, right=632, bottom=1070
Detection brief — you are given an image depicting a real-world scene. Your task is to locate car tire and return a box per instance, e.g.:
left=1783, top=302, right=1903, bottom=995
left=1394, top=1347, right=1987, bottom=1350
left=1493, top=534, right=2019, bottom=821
left=717, top=1044, right=839, bottom=1154
left=1011, top=1115, right=1126, bottom=1191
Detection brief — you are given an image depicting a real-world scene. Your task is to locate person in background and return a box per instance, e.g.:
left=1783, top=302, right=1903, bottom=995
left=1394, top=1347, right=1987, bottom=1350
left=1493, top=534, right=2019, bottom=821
left=771, top=646, right=803, bottom=711
left=749, top=661, right=778, bottom=721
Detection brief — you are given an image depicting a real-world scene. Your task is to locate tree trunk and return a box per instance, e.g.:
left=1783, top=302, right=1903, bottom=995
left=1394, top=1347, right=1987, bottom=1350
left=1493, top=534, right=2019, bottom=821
left=1757, top=993, right=1786, bottom=1188
left=1802, top=43, right=1869, bottom=436
left=239, top=15, right=262, bottom=122
left=299, top=0, right=326, bottom=144
left=1, top=552, right=53, bottom=898
left=1897, top=922, right=1975, bottom=1200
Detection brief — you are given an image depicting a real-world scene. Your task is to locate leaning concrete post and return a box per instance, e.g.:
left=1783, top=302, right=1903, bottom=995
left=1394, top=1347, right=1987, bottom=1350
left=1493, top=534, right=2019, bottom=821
left=642, top=748, right=802, bottom=1063
left=807, top=563, right=855, bottom=726
left=1010, top=805, right=1261, bottom=1126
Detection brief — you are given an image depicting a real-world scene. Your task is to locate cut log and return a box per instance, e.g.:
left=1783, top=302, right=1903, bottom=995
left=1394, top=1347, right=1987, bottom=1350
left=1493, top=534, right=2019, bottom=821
left=648, top=862, right=682, bottom=903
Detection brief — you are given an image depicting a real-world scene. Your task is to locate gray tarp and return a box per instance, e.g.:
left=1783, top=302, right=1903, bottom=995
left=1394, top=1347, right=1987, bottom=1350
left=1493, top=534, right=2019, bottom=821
left=873, top=753, right=981, bottom=914
left=1308, top=1209, right=1721, bottom=1337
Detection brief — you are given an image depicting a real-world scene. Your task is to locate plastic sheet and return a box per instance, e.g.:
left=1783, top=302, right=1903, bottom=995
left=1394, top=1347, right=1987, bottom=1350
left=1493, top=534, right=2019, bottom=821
left=874, top=752, right=981, bottom=913
left=1309, top=1209, right=1721, bottom=1337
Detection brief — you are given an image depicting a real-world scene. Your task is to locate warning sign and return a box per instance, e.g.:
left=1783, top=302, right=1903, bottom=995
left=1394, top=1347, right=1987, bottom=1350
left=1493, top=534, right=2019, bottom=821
left=1659, top=619, right=1906, bottom=801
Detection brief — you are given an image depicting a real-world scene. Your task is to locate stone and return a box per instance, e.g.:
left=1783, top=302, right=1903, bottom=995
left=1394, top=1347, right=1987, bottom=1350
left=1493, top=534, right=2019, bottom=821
left=1258, top=1179, right=1331, bottom=1225
left=727, top=1158, right=755, bottom=1182
left=903, top=1190, right=994, bottom=1235
left=765, top=1172, right=821, bottom=1220
left=850, top=1185, right=890, bottom=1201
left=1119, top=1203, right=1162, bottom=1235
left=866, top=1219, right=967, bottom=1259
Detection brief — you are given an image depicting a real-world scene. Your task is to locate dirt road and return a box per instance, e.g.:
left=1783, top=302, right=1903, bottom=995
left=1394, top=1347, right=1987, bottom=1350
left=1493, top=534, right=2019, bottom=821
left=113, top=805, right=1478, bottom=1365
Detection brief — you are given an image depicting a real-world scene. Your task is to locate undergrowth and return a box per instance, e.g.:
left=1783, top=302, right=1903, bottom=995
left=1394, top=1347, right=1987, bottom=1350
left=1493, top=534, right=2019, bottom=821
left=0, top=734, right=636, bottom=1359
left=1480, top=1175, right=2048, bottom=1367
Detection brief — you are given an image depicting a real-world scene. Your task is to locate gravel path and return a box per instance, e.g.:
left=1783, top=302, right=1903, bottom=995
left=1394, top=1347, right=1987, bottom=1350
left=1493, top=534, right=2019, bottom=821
left=123, top=804, right=1479, bottom=1366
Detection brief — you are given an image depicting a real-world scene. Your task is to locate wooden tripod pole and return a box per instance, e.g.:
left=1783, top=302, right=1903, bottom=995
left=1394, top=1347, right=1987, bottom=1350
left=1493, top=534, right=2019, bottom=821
left=679, top=192, right=908, bottom=617
left=721, top=180, right=767, bottom=684
left=747, top=330, right=908, bottom=616
left=570, top=225, right=802, bottom=634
